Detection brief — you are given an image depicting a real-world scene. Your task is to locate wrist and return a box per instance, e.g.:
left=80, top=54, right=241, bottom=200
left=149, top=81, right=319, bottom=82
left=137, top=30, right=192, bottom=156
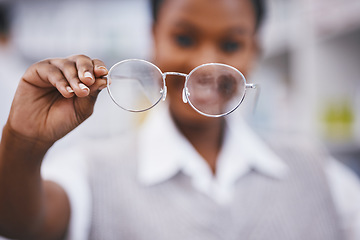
left=0, top=123, right=54, bottom=167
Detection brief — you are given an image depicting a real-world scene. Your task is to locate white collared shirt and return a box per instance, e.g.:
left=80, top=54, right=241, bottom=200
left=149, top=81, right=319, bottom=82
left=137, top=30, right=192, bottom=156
left=137, top=105, right=288, bottom=205
left=41, top=104, right=360, bottom=240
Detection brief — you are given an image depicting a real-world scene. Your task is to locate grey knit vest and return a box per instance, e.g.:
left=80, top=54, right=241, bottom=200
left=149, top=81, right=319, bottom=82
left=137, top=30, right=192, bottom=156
left=86, top=133, right=343, bottom=240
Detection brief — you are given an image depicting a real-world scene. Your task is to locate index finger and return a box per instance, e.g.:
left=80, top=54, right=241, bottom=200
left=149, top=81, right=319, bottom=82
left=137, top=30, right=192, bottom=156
left=73, top=55, right=96, bottom=86
left=92, top=59, right=108, bottom=78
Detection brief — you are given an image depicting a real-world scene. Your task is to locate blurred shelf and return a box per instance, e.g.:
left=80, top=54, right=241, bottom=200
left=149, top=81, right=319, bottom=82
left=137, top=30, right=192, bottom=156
left=311, top=1, right=360, bottom=40
left=253, top=0, right=360, bottom=157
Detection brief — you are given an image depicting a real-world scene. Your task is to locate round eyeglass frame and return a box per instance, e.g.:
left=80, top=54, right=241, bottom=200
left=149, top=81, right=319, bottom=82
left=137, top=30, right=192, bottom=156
left=106, top=59, right=257, bottom=118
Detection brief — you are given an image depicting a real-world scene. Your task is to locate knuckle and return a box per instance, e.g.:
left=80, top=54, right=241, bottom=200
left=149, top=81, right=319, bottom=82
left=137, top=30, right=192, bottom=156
left=78, top=54, right=89, bottom=59
left=24, top=60, right=48, bottom=79
left=68, top=54, right=89, bottom=62
left=47, top=65, right=60, bottom=76
left=81, top=62, right=94, bottom=70
left=69, top=76, right=80, bottom=84
left=76, top=54, right=91, bottom=61
left=34, top=59, right=50, bottom=69
left=53, top=79, right=62, bottom=89
left=47, top=57, right=62, bottom=66
left=27, top=63, right=37, bottom=72
left=37, top=59, right=48, bottom=65
left=76, top=56, right=94, bottom=71
left=93, top=58, right=104, bottom=65
left=62, top=60, right=75, bottom=69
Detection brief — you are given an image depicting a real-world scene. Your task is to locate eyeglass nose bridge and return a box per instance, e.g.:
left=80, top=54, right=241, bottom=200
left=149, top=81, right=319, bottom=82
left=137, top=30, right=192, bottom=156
left=161, top=72, right=189, bottom=103
left=163, top=71, right=188, bottom=78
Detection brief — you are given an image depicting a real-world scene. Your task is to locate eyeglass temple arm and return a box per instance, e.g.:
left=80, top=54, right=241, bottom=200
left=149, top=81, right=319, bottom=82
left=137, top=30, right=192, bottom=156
left=246, top=83, right=260, bottom=114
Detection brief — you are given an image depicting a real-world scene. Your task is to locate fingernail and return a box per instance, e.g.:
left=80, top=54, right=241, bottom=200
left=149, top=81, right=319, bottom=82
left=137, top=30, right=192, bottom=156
left=79, top=83, right=89, bottom=91
left=97, top=66, right=107, bottom=71
left=84, top=71, right=93, bottom=79
left=66, top=86, right=74, bottom=93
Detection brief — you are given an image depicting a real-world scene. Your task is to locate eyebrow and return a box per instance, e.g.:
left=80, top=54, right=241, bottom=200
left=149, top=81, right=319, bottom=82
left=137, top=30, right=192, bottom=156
left=173, top=21, right=199, bottom=33
left=226, top=27, right=251, bottom=35
left=173, top=21, right=251, bottom=36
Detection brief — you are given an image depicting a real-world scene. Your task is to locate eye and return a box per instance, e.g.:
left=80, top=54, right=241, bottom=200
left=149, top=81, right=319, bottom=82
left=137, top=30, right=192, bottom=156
left=196, top=74, right=214, bottom=87
left=174, top=34, right=195, bottom=48
left=217, top=74, right=237, bottom=99
left=221, top=41, right=241, bottom=53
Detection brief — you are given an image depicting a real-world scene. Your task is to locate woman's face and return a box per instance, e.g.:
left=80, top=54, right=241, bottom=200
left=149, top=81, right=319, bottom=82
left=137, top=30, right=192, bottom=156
left=153, top=0, right=258, bottom=125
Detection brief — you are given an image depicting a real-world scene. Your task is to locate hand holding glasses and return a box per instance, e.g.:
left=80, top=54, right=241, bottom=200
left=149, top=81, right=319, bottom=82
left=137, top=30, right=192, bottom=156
left=104, top=59, right=258, bottom=117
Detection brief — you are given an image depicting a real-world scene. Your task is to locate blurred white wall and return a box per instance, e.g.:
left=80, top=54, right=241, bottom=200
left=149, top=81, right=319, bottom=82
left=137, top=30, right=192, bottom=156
left=13, top=0, right=152, bottom=65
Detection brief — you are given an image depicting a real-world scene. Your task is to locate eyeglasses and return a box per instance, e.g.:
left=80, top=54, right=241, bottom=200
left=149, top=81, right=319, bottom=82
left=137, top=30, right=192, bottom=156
left=104, top=59, right=257, bottom=118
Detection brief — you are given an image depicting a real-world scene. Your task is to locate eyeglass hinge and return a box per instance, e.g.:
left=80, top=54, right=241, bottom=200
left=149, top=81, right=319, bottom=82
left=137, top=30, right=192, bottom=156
left=246, top=83, right=257, bottom=89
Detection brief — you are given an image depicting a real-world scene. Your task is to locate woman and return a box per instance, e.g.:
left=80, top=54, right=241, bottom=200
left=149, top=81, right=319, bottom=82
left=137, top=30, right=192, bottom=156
left=0, top=0, right=360, bottom=239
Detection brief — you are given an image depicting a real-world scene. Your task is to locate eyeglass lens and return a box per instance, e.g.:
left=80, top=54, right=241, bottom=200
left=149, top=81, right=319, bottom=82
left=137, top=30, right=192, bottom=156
left=107, top=60, right=164, bottom=112
left=107, top=59, right=246, bottom=116
left=186, top=64, right=246, bottom=116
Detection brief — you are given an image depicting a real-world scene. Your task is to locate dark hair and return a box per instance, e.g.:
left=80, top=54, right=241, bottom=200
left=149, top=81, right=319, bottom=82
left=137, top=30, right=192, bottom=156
left=0, top=3, right=12, bottom=35
left=150, top=0, right=266, bottom=30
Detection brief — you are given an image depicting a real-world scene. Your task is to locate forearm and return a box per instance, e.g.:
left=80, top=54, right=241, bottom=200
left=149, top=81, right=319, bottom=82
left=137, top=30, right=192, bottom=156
left=0, top=54, right=106, bottom=239
left=0, top=123, right=52, bottom=238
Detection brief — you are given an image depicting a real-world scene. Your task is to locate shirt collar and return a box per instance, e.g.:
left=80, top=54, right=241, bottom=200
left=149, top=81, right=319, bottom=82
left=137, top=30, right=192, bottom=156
left=218, top=115, right=289, bottom=184
left=137, top=105, right=193, bottom=186
left=137, top=105, right=289, bottom=187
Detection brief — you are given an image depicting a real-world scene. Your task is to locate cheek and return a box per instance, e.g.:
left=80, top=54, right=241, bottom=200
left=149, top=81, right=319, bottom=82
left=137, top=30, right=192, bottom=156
left=233, top=41, right=257, bottom=77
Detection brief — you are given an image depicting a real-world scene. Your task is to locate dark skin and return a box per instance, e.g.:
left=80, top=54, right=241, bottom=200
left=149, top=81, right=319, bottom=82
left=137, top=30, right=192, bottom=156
left=0, top=0, right=258, bottom=238
left=153, top=0, right=258, bottom=172
left=0, top=56, right=108, bottom=239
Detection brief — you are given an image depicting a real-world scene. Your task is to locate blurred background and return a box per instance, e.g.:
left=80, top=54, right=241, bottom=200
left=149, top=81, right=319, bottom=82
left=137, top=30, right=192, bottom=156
left=0, top=0, right=359, bottom=176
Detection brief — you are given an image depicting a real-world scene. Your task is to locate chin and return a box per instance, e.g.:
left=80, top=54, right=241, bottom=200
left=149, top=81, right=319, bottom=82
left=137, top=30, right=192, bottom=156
left=169, top=102, right=221, bottom=128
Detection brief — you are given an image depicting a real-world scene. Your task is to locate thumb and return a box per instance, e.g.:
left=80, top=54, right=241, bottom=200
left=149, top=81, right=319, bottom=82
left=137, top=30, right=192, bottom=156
left=88, top=76, right=107, bottom=98
left=74, top=77, right=107, bottom=124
